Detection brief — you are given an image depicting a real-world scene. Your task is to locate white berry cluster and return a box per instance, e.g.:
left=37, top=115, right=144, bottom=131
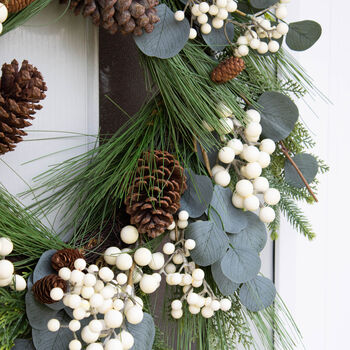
left=47, top=226, right=166, bottom=350
left=0, top=3, right=8, bottom=34
left=0, top=237, right=26, bottom=291
left=174, top=0, right=238, bottom=38
left=234, top=0, right=290, bottom=57
left=161, top=211, right=232, bottom=319
left=212, top=108, right=281, bottom=223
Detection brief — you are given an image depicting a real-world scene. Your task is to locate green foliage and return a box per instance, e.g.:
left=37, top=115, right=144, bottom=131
left=0, top=288, right=30, bottom=350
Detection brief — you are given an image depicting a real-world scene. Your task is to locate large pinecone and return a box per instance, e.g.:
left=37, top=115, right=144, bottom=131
left=32, top=274, right=67, bottom=304
left=125, top=150, right=187, bottom=238
left=61, top=0, right=160, bottom=35
left=4, top=0, right=35, bottom=13
left=211, top=56, right=245, bottom=84
left=51, top=248, right=85, bottom=272
left=0, top=59, right=47, bottom=155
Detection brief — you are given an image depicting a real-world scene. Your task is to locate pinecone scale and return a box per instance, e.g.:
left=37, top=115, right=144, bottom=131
left=125, top=150, right=187, bottom=238
left=32, top=274, right=67, bottom=304
left=211, top=56, right=245, bottom=84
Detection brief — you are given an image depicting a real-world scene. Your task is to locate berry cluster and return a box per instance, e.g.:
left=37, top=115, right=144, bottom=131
left=234, top=0, right=291, bottom=57
left=0, top=237, right=26, bottom=291
left=212, top=108, right=280, bottom=223
left=0, top=3, right=8, bottom=34
left=160, top=211, right=232, bottom=319
left=174, top=0, right=238, bottom=37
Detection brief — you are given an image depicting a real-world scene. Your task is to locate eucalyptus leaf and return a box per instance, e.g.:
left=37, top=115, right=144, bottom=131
left=284, top=153, right=318, bottom=188
left=185, top=221, right=229, bottom=266
left=202, top=19, right=234, bottom=51
left=220, top=246, right=261, bottom=283
left=134, top=4, right=190, bottom=59
left=33, top=249, right=56, bottom=283
left=210, top=186, right=248, bottom=233
left=211, top=260, right=239, bottom=296
left=12, top=339, right=35, bottom=349
left=32, top=311, right=73, bottom=350
left=286, top=20, right=322, bottom=51
left=127, top=313, right=155, bottom=350
left=258, top=92, right=299, bottom=141
left=239, top=276, right=276, bottom=312
left=249, top=0, right=278, bottom=9
left=180, top=170, right=213, bottom=218
left=229, top=212, right=267, bottom=252
left=25, top=290, right=59, bottom=330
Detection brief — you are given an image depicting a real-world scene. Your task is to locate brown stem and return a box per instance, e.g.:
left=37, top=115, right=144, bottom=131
left=199, top=143, right=213, bottom=177
left=280, top=141, right=318, bottom=203
left=192, top=134, right=198, bottom=153
left=235, top=9, right=247, bottom=17
left=127, top=262, right=136, bottom=286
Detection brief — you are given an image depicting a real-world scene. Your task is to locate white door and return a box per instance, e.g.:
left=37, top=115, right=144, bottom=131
left=277, top=1, right=350, bottom=349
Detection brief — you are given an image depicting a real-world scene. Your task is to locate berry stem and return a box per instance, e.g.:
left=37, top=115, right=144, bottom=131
left=280, top=141, right=318, bottom=203
left=235, top=9, right=247, bottom=17
left=199, top=143, right=213, bottom=177
left=127, top=262, right=136, bottom=286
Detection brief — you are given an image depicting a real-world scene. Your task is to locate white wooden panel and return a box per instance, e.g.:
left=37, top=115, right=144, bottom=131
left=0, top=3, right=98, bottom=215
left=277, top=1, right=350, bottom=349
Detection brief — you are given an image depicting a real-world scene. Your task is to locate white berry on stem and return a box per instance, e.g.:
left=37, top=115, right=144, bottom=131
left=174, top=10, right=185, bottom=21
left=214, top=171, right=231, bottom=187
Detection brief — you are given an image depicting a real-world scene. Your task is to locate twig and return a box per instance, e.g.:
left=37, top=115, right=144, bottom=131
left=192, top=134, right=198, bottom=153
left=280, top=141, right=318, bottom=203
left=199, top=143, right=213, bottom=177
left=127, top=262, right=136, bottom=286
left=235, top=9, right=247, bottom=17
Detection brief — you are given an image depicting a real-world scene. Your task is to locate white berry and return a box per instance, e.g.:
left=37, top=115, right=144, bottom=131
left=211, top=165, right=226, bottom=176
left=47, top=319, right=60, bottom=332
left=171, top=308, right=183, bottom=319
left=0, top=259, right=14, bottom=279
left=236, top=179, right=254, bottom=198
left=277, top=22, right=289, bottom=35
left=59, top=267, right=71, bottom=281
left=211, top=300, right=221, bottom=311
left=199, top=2, right=210, bottom=13
left=69, top=319, right=81, bottom=332
left=116, top=253, right=133, bottom=271
left=126, top=305, right=144, bottom=324
left=86, top=344, right=103, bottom=350
left=9, top=274, right=26, bottom=291
left=163, top=242, right=175, bottom=255
left=201, top=306, right=214, bottom=318
left=216, top=8, right=228, bottom=19
left=99, top=267, right=114, bottom=282
left=276, top=5, right=288, bottom=19
left=134, top=247, right=152, bottom=266
left=50, top=287, right=64, bottom=301
left=90, top=293, right=104, bottom=308
left=238, top=45, right=249, bottom=57
left=121, top=225, right=139, bottom=244
left=227, top=139, right=243, bottom=154
left=174, top=10, right=185, bottom=21
left=253, top=177, right=269, bottom=193
left=167, top=221, right=176, bottom=230
left=260, top=139, right=276, bottom=154
left=0, top=4, right=8, bottom=24
left=177, top=220, right=188, bottom=229
left=219, top=147, right=235, bottom=164
left=105, top=339, right=123, bottom=350
left=140, top=274, right=159, bottom=294
left=119, top=330, right=134, bottom=350
left=197, top=13, right=208, bottom=24
left=220, top=298, right=232, bottom=311
left=219, top=118, right=233, bottom=134
left=209, top=4, right=219, bottom=15
left=257, top=41, right=268, bottom=54
left=192, top=268, right=205, bottom=280
left=242, top=145, right=260, bottom=163
left=245, top=162, right=262, bottom=179
left=264, top=188, right=281, bottom=205
left=246, top=109, right=260, bottom=123
left=237, top=36, right=249, bottom=46
left=171, top=299, right=182, bottom=310
left=0, top=237, right=13, bottom=256
left=257, top=151, right=270, bottom=168
left=87, top=265, right=99, bottom=274
left=113, top=298, right=124, bottom=311
left=226, top=0, right=237, bottom=12
left=89, top=320, right=103, bottom=333
left=82, top=326, right=100, bottom=343
left=69, top=340, right=82, bottom=350
left=189, top=305, right=201, bottom=314
left=165, top=263, right=176, bottom=274
left=216, top=0, right=227, bottom=8
left=268, top=40, right=280, bottom=53
left=250, top=38, right=261, bottom=49
left=104, top=309, right=123, bottom=328
left=214, top=171, right=231, bottom=187
left=201, top=23, right=212, bottom=34
left=244, top=195, right=260, bottom=211
left=185, top=239, right=196, bottom=250
left=148, top=252, right=165, bottom=270
left=272, top=30, right=283, bottom=39
left=187, top=292, right=199, bottom=305
left=191, top=4, right=201, bottom=16
left=259, top=207, right=276, bottom=223
left=232, top=192, right=244, bottom=208
left=172, top=253, right=184, bottom=265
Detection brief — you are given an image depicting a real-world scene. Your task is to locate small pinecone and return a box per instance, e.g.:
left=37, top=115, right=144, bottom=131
left=32, top=274, right=67, bottom=304
left=51, top=248, right=85, bottom=272
left=125, top=150, right=187, bottom=238
left=210, top=56, right=245, bottom=84
left=60, top=0, right=160, bottom=35
left=4, top=0, right=36, bottom=13
left=0, top=59, right=47, bottom=155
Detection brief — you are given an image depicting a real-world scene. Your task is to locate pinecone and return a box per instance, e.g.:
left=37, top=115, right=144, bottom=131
left=210, top=56, right=245, bottom=84
left=51, top=248, right=85, bottom=272
left=125, top=150, right=187, bottom=238
left=4, top=0, right=36, bottom=13
left=32, top=274, right=67, bottom=304
left=0, top=59, right=47, bottom=155
left=60, top=0, right=160, bottom=35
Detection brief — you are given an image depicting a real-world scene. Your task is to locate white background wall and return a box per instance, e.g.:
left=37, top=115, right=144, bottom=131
left=276, top=1, right=350, bottom=349
left=0, top=1, right=346, bottom=349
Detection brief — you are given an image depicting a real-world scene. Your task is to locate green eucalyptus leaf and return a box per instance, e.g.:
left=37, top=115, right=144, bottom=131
left=134, top=4, right=190, bottom=59
left=258, top=91, right=299, bottom=141
left=286, top=20, right=322, bottom=51
left=229, top=212, right=267, bottom=252
left=127, top=313, right=155, bottom=350
left=249, top=0, right=278, bottom=9
left=211, top=260, right=239, bottom=296
left=12, top=339, right=35, bottom=349
left=210, top=186, right=248, bottom=233
left=180, top=170, right=213, bottom=218
left=32, top=312, right=73, bottom=350
left=239, top=276, right=276, bottom=311
left=33, top=249, right=57, bottom=284
left=185, top=221, right=229, bottom=266
left=220, top=246, right=261, bottom=283
left=284, top=153, right=318, bottom=188
left=25, top=290, right=59, bottom=330
left=202, top=19, right=234, bottom=51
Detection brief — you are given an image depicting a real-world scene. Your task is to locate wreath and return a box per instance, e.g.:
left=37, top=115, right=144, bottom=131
left=0, top=0, right=327, bottom=349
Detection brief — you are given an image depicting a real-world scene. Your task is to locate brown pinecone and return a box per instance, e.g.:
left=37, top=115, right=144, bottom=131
left=210, top=56, right=245, bottom=84
left=32, top=274, right=67, bottom=304
left=125, top=150, right=187, bottom=238
left=51, top=248, right=85, bottom=271
left=4, top=0, right=36, bottom=13
left=60, top=0, right=160, bottom=35
left=0, top=59, right=47, bottom=155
